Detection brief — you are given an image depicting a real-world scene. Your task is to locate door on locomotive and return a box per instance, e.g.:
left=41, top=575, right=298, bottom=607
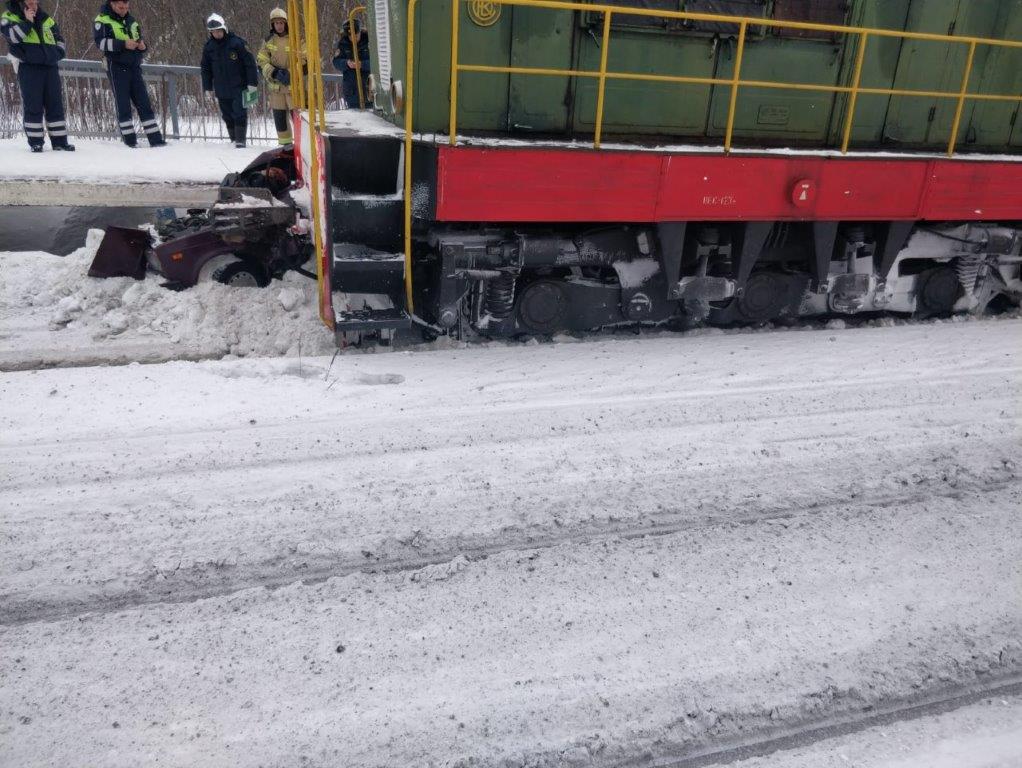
left=963, top=0, right=1022, bottom=150
left=508, top=7, right=575, bottom=132
left=882, top=0, right=1000, bottom=149
left=704, top=0, right=849, bottom=146
left=572, top=1, right=717, bottom=139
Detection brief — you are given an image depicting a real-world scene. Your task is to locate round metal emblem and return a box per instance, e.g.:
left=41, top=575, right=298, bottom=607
left=790, top=178, right=816, bottom=208
left=468, top=0, right=501, bottom=26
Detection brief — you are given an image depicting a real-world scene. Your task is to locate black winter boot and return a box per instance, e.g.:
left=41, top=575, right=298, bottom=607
left=234, top=119, right=247, bottom=148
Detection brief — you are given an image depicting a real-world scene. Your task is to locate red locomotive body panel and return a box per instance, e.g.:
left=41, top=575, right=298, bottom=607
left=435, top=146, right=1022, bottom=223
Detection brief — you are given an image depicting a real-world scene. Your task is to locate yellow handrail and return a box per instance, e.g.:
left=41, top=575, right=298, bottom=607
left=299, top=0, right=330, bottom=326
left=593, top=11, right=611, bottom=148
left=448, top=0, right=460, bottom=146
left=723, top=21, right=747, bottom=153
left=286, top=0, right=305, bottom=108
left=447, top=0, right=1022, bottom=158
left=948, top=40, right=979, bottom=155
left=404, top=0, right=419, bottom=314
left=840, top=31, right=869, bottom=154
left=348, top=6, right=368, bottom=109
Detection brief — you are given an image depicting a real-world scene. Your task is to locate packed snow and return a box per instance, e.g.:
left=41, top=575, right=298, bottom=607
left=2, top=227, right=1021, bottom=765
left=736, top=696, right=1022, bottom=768
left=2, top=231, right=1018, bottom=372
left=0, top=137, right=264, bottom=185
left=1, top=296, right=1020, bottom=764
left=0, top=230, right=334, bottom=369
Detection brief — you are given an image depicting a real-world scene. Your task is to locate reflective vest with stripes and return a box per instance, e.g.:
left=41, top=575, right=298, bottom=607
left=94, top=11, right=144, bottom=67
left=1, top=10, right=64, bottom=66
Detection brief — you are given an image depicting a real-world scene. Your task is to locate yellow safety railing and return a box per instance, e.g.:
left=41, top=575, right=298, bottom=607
left=446, top=0, right=1022, bottom=158
left=348, top=6, right=369, bottom=110
left=286, top=0, right=306, bottom=109
left=404, top=0, right=420, bottom=314
left=288, top=0, right=331, bottom=326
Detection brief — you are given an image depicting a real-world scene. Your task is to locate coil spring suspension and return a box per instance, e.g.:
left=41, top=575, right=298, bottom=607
left=484, top=273, right=517, bottom=320
left=955, top=254, right=984, bottom=296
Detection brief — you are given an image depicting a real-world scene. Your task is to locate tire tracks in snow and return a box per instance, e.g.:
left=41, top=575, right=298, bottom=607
left=630, top=675, right=1022, bottom=768
left=3, top=476, right=1017, bottom=628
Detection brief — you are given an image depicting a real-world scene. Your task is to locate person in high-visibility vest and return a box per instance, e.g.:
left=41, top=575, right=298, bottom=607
left=1, top=0, right=74, bottom=152
left=94, top=0, right=166, bottom=148
left=257, top=7, right=301, bottom=146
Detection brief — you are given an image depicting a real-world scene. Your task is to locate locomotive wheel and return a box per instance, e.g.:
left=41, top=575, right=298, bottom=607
left=738, top=272, right=786, bottom=322
left=517, top=280, right=568, bottom=335
left=916, top=266, right=960, bottom=317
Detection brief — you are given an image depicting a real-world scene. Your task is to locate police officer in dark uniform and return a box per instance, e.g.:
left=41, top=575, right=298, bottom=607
left=94, top=0, right=166, bottom=147
left=331, top=19, right=371, bottom=109
left=201, top=13, right=258, bottom=148
left=1, top=0, right=74, bottom=151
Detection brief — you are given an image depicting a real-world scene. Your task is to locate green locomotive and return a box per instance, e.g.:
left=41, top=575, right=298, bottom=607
left=295, top=0, right=1022, bottom=342
left=372, top=0, right=1022, bottom=151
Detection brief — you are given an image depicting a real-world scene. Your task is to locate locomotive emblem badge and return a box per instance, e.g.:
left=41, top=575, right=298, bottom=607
left=468, top=0, right=501, bottom=26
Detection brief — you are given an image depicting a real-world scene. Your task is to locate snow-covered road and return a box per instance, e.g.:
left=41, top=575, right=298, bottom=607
left=735, top=695, right=1022, bottom=768
left=2, top=317, right=1020, bottom=766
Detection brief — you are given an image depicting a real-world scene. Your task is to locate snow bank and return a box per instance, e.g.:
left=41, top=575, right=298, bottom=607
left=0, top=230, right=334, bottom=369
left=3, top=226, right=1019, bottom=371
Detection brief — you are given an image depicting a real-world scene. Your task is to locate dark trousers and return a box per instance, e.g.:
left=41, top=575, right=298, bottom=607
left=17, top=63, right=69, bottom=148
left=342, top=71, right=371, bottom=109
left=106, top=61, right=163, bottom=145
left=217, top=94, right=247, bottom=142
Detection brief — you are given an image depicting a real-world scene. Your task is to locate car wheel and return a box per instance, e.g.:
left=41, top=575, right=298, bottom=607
left=211, top=259, right=269, bottom=288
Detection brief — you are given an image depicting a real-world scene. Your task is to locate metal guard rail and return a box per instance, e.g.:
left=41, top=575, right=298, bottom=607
left=1, top=53, right=344, bottom=141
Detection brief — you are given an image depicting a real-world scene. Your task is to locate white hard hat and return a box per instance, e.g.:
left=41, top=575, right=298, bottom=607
left=206, top=13, right=228, bottom=32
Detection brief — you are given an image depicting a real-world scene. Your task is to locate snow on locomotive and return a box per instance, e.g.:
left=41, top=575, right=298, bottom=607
left=290, top=0, right=1022, bottom=342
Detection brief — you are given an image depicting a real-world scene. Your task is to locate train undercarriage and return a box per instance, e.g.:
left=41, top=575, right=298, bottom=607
left=339, top=219, right=1022, bottom=342
left=311, top=119, right=1022, bottom=345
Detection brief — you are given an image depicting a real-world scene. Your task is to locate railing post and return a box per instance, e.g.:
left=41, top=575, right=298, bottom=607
left=405, top=0, right=419, bottom=314
left=288, top=0, right=306, bottom=110
left=350, top=6, right=368, bottom=109
left=593, top=10, right=612, bottom=149
left=724, top=21, right=747, bottom=153
left=947, top=40, right=977, bottom=157
left=449, top=0, right=460, bottom=145
left=167, top=72, right=181, bottom=140
left=841, top=31, right=869, bottom=154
